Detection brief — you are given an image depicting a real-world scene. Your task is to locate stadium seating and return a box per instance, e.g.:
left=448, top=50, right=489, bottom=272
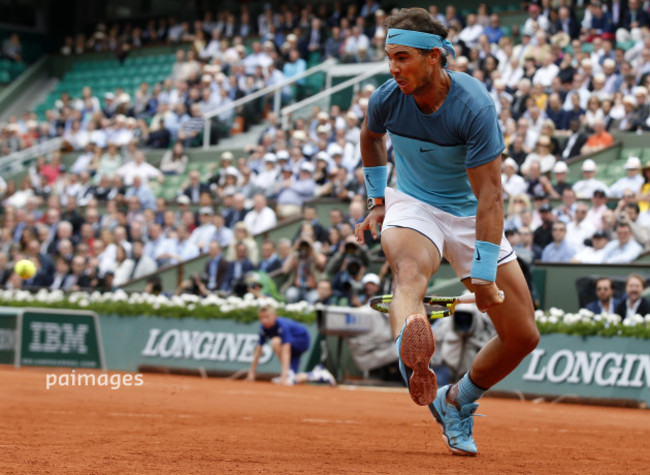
left=34, top=52, right=177, bottom=119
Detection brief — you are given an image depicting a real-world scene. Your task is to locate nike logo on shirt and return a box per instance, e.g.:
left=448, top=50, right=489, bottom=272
left=419, top=147, right=433, bottom=153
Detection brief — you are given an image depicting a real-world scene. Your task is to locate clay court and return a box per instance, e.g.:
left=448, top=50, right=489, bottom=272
left=1, top=367, right=649, bottom=474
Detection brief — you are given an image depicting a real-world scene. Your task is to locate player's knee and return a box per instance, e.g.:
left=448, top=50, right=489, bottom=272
left=392, top=258, right=428, bottom=289
left=511, top=324, right=540, bottom=358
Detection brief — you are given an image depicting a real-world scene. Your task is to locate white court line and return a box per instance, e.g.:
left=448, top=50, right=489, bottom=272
left=302, top=418, right=358, bottom=424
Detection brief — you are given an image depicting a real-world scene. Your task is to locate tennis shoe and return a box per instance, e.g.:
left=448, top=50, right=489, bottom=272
left=311, top=364, right=337, bottom=386
left=271, top=370, right=296, bottom=385
left=395, top=314, right=437, bottom=406
left=429, top=384, right=480, bottom=456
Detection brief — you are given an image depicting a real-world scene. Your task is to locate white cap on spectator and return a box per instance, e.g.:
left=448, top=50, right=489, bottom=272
left=581, top=58, right=592, bottom=68
left=582, top=159, right=597, bottom=171
left=553, top=161, right=568, bottom=174
left=276, top=150, right=290, bottom=160
left=328, top=144, right=343, bottom=156
left=177, top=195, right=191, bottom=205
left=201, top=74, right=212, bottom=83
left=315, top=151, right=330, bottom=161
left=26, top=120, right=38, bottom=129
left=115, top=114, right=126, bottom=122
left=292, top=130, right=307, bottom=142
left=633, top=86, right=648, bottom=97
left=502, top=157, right=518, bottom=172
left=593, top=73, right=606, bottom=83
left=118, top=93, right=130, bottom=104
left=216, top=73, right=226, bottom=82
left=199, top=206, right=214, bottom=215
left=362, top=84, right=376, bottom=94
left=126, top=117, right=137, bottom=126
left=317, top=111, right=329, bottom=120
left=623, top=95, right=637, bottom=106
left=603, top=58, right=616, bottom=69
left=225, top=165, right=239, bottom=177
left=7, top=123, right=19, bottom=132
left=316, top=124, right=329, bottom=134
left=300, top=162, right=315, bottom=174
left=346, top=111, right=358, bottom=121
left=105, top=92, right=115, bottom=100
left=263, top=153, right=276, bottom=162
left=221, top=151, right=234, bottom=161
left=625, top=156, right=641, bottom=169
left=362, top=273, right=380, bottom=286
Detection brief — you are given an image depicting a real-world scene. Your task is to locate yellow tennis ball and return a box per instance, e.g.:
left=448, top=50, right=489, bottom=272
left=14, top=259, right=36, bottom=279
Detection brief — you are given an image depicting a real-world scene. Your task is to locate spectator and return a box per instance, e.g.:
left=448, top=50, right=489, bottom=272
left=280, top=236, right=325, bottom=304
left=602, top=221, right=643, bottom=263
left=243, top=193, right=277, bottom=235
left=258, top=240, right=282, bottom=274
left=501, top=157, right=527, bottom=200
left=223, top=241, right=256, bottom=295
left=584, top=276, right=622, bottom=314
left=116, top=150, right=163, bottom=186
left=549, top=162, right=573, bottom=199
left=618, top=201, right=650, bottom=249
left=560, top=119, right=589, bottom=160
left=2, top=33, right=22, bottom=62
left=533, top=203, right=555, bottom=250
left=609, top=156, right=644, bottom=198
left=130, top=240, right=157, bottom=280
left=521, top=135, right=557, bottom=175
left=566, top=201, right=597, bottom=252
left=222, top=192, right=249, bottom=229
left=275, top=162, right=317, bottom=219
left=112, top=244, right=135, bottom=288
left=156, top=225, right=199, bottom=266
left=580, top=118, right=614, bottom=155
left=188, top=207, right=217, bottom=253
left=225, top=222, right=259, bottom=265
left=540, top=221, right=576, bottom=262
left=204, top=241, right=229, bottom=291
left=182, top=170, right=211, bottom=204
left=573, top=161, right=610, bottom=199
left=614, top=273, right=650, bottom=319
left=159, top=141, right=188, bottom=175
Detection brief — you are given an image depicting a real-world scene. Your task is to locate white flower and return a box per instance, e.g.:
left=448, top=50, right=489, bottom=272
left=548, top=315, right=558, bottom=324
left=187, top=304, right=196, bottom=311
left=534, top=310, right=545, bottom=321
left=549, top=307, right=564, bottom=318
left=78, top=299, right=89, bottom=307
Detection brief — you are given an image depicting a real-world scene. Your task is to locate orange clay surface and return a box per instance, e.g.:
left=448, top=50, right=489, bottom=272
left=1, top=366, right=650, bottom=474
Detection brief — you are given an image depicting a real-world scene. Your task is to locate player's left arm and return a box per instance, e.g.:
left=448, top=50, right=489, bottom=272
left=467, top=156, right=506, bottom=311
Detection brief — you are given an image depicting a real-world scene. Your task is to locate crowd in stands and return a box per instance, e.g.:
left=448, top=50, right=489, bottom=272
left=1, top=2, right=650, bottom=312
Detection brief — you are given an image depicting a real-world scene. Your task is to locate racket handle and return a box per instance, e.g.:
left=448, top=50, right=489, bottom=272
left=458, top=290, right=505, bottom=304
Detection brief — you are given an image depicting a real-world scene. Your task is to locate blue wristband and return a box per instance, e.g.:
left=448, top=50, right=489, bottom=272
left=362, top=166, right=387, bottom=198
left=471, top=241, right=500, bottom=282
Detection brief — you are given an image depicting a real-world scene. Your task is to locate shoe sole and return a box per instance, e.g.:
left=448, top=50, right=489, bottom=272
left=400, top=315, right=437, bottom=406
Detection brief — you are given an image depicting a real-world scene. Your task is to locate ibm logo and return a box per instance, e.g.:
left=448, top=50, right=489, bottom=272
left=28, top=322, right=89, bottom=354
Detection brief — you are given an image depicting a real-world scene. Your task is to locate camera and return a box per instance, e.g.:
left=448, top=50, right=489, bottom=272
left=453, top=311, right=474, bottom=335
left=346, top=257, right=363, bottom=277
left=344, top=241, right=359, bottom=254
left=297, top=240, right=312, bottom=259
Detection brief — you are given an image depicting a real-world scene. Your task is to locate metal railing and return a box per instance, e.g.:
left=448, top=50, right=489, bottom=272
left=201, top=58, right=337, bottom=148
left=0, top=137, right=63, bottom=177
left=280, top=62, right=389, bottom=129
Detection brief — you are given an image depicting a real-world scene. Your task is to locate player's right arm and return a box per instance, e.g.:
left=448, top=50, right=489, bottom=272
left=355, top=116, right=387, bottom=244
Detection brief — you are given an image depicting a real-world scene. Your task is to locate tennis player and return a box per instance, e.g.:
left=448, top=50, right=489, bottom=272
left=355, top=8, right=539, bottom=455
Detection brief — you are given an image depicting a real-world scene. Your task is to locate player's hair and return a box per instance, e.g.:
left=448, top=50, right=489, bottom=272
left=258, top=304, right=275, bottom=313
left=384, top=7, right=449, bottom=66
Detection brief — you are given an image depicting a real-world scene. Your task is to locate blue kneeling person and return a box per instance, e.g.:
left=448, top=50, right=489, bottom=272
left=246, top=304, right=335, bottom=386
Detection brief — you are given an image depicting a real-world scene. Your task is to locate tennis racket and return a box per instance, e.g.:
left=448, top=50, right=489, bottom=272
left=368, top=291, right=505, bottom=320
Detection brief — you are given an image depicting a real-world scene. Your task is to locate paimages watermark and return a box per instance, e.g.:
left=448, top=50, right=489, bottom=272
left=46, top=370, right=144, bottom=390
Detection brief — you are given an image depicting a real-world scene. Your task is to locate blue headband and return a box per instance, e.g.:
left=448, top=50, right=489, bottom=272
left=385, top=28, right=456, bottom=61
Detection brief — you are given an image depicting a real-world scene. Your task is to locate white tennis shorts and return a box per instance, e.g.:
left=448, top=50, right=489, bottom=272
left=381, top=187, right=516, bottom=280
